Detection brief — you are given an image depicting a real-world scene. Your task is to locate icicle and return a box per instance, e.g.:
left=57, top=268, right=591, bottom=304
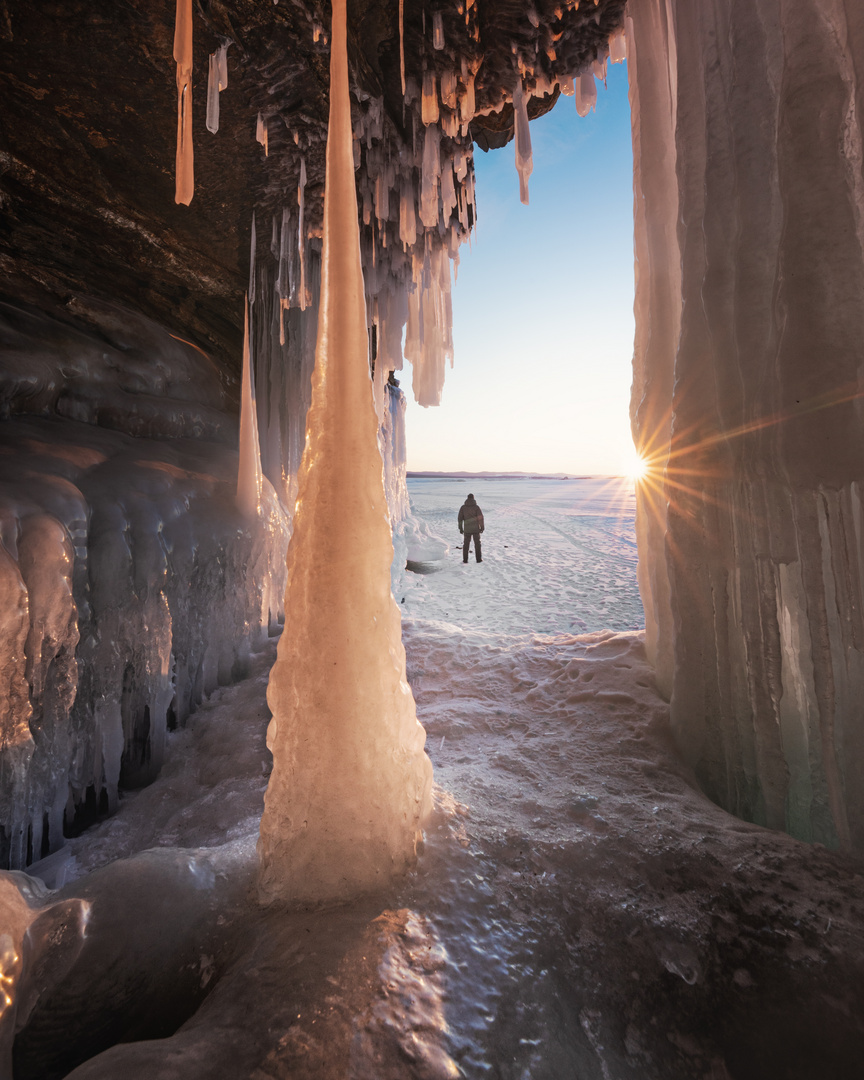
left=270, top=216, right=279, bottom=260
left=440, top=158, right=457, bottom=220
left=216, top=42, right=229, bottom=89
left=460, top=72, right=475, bottom=124
left=574, top=70, right=597, bottom=117
left=609, top=26, right=627, bottom=64
left=399, top=0, right=406, bottom=96
left=173, top=0, right=194, bottom=205
left=527, top=6, right=539, bottom=28
left=276, top=206, right=290, bottom=299
left=237, top=294, right=263, bottom=517
left=399, top=175, right=417, bottom=246
left=559, top=74, right=575, bottom=96
left=419, top=125, right=441, bottom=228
left=512, top=77, right=532, bottom=205
left=298, top=156, right=307, bottom=310
left=257, top=0, right=432, bottom=905
left=256, top=112, right=269, bottom=155
left=249, top=211, right=257, bottom=305
left=593, top=56, right=608, bottom=83
left=375, top=171, right=390, bottom=222
left=421, top=71, right=439, bottom=125
left=206, top=52, right=220, bottom=134
left=440, top=70, right=457, bottom=109
left=432, top=10, right=444, bottom=50
left=441, top=109, right=459, bottom=138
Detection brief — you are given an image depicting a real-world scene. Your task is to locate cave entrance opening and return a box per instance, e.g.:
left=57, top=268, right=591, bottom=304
left=401, top=61, right=642, bottom=638
left=404, top=61, right=635, bottom=484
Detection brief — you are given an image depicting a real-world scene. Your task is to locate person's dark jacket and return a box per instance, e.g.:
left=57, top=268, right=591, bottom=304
left=458, top=495, right=484, bottom=535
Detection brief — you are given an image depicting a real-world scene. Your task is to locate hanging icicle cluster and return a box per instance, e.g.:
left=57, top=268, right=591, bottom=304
left=167, top=0, right=627, bottom=507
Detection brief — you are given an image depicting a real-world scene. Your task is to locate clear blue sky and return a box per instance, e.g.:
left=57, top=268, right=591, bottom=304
left=404, top=61, right=635, bottom=476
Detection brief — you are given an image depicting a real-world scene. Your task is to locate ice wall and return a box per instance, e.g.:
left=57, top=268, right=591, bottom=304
left=0, top=296, right=290, bottom=870
left=628, top=0, right=864, bottom=847
left=257, top=0, right=433, bottom=904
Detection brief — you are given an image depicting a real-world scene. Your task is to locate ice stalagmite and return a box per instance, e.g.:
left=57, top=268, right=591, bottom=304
left=173, top=0, right=194, bottom=205
left=512, top=77, right=532, bottom=205
left=257, top=0, right=432, bottom=904
left=236, top=296, right=263, bottom=517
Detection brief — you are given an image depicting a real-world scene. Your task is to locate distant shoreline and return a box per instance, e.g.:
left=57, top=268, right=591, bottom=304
left=407, top=471, right=626, bottom=481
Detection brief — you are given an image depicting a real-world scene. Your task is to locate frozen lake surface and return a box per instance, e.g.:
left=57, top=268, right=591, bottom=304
left=402, top=476, right=643, bottom=636
left=21, top=479, right=864, bottom=1080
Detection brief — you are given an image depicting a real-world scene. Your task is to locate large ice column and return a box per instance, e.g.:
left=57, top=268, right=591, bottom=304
left=257, top=0, right=433, bottom=904
left=628, top=0, right=864, bottom=848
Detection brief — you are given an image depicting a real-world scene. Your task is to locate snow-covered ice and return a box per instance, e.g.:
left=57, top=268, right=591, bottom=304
left=8, top=479, right=864, bottom=1078
left=399, top=477, right=643, bottom=635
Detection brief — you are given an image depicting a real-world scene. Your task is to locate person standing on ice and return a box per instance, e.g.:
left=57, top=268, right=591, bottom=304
left=458, top=493, right=484, bottom=564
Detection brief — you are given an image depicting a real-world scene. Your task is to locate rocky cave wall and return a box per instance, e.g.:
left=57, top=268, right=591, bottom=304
left=628, top=0, right=864, bottom=849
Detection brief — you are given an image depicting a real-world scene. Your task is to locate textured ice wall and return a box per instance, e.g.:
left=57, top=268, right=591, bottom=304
left=0, top=295, right=290, bottom=870
left=628, top=0, right=864, bottom=847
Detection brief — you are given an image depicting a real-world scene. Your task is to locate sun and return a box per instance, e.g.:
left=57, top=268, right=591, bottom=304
left=624, top=448, right=650, bottom=483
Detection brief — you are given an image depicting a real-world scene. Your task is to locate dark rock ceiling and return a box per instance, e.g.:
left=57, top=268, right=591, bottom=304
left=0, top=0, right=626, bottom=374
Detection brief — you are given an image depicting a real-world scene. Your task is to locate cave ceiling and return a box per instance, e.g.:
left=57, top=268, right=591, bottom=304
left=0, top=0, right=625, bottom=373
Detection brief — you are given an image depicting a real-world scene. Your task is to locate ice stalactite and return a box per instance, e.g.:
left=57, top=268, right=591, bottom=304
left=206, top=43, right=229, bottom=133
left=399, top=0, right=406, bottom=96
left=421, top=70, right=439, bottom=125
left=512, top=77, right=532, bottom=205
left=256, top=112, right=269, bottom=156
left=432, top=10, right=445, bottom=50
left=609, top=25, right=627, bottom=64
left=248, top=211, right=257, bottom=305
left=237, top=296, right=263, bottom=518
left=173, top=0, right=194, bottom=205
left=575, top=70, right=597, bottom=116
left=206, top=53, right=219, bottom=134
left=257, top=0, right=432, bottom=904
left=628, top=0, right=864, bottom=849
left=298, top=156, right=307, bottom=310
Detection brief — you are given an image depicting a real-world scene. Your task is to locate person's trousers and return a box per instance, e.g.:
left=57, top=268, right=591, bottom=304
left=462, top=531, right=482, bottom=563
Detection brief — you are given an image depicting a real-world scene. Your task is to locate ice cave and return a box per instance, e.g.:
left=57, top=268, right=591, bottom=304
left=1, top=0, right=864, bottom=1077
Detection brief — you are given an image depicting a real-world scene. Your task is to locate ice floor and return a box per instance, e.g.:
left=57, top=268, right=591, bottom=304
left=12, top=480, right=864, bottom=1079
left=400, top=477, right=643, bottom=636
